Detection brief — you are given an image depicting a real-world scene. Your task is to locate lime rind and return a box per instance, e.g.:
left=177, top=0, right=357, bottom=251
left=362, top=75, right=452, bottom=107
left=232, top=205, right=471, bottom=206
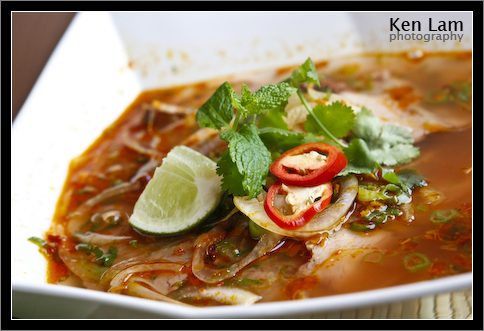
left=129, top=146, right=223, bottom=235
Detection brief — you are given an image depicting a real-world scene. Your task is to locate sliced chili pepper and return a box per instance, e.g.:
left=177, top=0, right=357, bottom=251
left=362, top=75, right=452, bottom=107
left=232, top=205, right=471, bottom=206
left=270, top=143, right=347, bottom=187
left=264, top=180, right=333, bottom=230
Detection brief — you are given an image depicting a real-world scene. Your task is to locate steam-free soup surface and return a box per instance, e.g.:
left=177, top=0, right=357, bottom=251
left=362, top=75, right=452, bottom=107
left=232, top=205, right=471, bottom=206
left=40, top=52, right=472, bottom=306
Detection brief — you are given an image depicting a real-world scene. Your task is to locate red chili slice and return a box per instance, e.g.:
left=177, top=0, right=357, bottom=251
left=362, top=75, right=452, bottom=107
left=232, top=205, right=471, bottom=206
left=264, top=180, right=333, bottom=230
left=270, top=143, right=347, bottom=187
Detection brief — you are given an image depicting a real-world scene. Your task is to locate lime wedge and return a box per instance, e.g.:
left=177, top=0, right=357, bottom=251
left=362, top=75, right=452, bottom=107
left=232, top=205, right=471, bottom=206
left=129, top=145, right=223, bottom=235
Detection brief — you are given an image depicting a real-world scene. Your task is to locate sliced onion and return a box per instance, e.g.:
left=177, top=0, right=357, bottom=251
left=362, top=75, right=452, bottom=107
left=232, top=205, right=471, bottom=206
left=298, top=226, right=391, bottom=276
left=175, top=286, right=262, bottom=305
left=192, top=227, right=283, bottom=284
left=130, top=158, right=162, bottom=183
left=233, top=175, right=358, bottom=238
left=74, top=232, right=132, bottom=245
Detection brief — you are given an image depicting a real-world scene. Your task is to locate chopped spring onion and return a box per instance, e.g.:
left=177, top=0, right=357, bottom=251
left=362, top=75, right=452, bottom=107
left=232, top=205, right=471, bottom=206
left=403, top=252, right=431, bottom=272
left=363, top=251, right=384, bottom=263
left=28, top=236, right=48, bottom=248
left=430, top=209, right=459, bottom=224
left=248, top=219, right=267, bottom=239
left=358, top=184, right=410, bottom=204
left=280, top=264, right=295, bottom=277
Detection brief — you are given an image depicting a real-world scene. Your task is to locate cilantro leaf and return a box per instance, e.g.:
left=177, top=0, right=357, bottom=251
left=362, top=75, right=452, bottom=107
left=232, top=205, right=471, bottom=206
left=351, top=107, right=381, bottom=143
left=291, top=57, right=321, bottom=86
left=304, top=101, right=355, bottom=138
left=381, top=167, right=427, bottom=196
left=220, top=124, right=272, bottom=198
left=395, top=169, right=427, bottom=192
left=216, top=151, right=246, bottom=197
left=195, top=81, right=235, bottom=130
left=351, top=108, right=420, bottom=167
left=258, top=127, right=305, bottom=153
left=95, top=246, right=118, bottom=267
left=371, top=144, right=420, bottom=167
left=339, top=138, right=379, bottom=176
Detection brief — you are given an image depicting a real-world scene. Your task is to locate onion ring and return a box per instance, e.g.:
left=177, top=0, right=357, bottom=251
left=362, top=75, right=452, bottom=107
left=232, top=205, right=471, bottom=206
left=192, top=226, right=283, bottom=284
left=234, top=175, right=358, bottom=238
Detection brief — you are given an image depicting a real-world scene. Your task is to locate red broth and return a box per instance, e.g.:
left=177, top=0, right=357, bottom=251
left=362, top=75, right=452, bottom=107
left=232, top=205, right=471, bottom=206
left=39, top=52, right=472, bottom=305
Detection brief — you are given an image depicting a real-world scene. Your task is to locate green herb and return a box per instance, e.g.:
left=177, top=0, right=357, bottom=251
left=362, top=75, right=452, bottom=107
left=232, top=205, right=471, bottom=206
left=238, top=277, right=264, bottom=286
left=290, top=59, right=346, bottom=148
left=416, top=204, right=430, bottom=212
left=430, top=209, right=459, bottom=225
left=258, top=127, right=306, bottom=154
left=304, top=101, right=355, bottom=140
left=363, top=207, right=401, bottom=224
left=110, top=179, right=124, bottom=187
left=351, top=221, right=376, bottom=232
left=350, top=108, right=420, bottom=167
left=195, top=57, right=423, bottom=198
left=196, top=81, right=296, bottom=198
left=75, top=243, right=118, bottom=267
left=280, top=264, right=295, bottom=277
left=350, top=205, right=401, bottom=232
left=214, top=239, right=250, bottom=257
left=222, top=277, right=264, bottom=286
left=28, top=236, right=48, bottom=248
left=248, top=219, right=267, bottom=240
left=363, top=251, right=384, bottom=263
left=219, top=124, right=272, bottom=199
left=339, top=138, right=379, bottom=175
left=425, top=81, right=472, bottom=111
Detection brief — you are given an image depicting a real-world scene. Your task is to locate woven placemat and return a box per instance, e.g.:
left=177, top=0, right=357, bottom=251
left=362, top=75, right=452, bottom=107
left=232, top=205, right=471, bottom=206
left=283, top=289, right=472, bottom=319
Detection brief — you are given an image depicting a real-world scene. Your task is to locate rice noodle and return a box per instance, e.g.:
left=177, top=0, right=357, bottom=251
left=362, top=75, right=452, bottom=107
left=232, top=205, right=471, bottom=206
left=67, top=181, right=141, bottom=235
left=109, top=261, right=185, bottom=289
left=192, top=227, right=284, bottom=284
left=149, top=100, right=197, bottom=115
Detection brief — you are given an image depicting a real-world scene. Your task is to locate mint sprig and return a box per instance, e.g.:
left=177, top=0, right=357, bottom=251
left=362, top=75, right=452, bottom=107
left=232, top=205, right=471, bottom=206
left=196, top=81, right=297, bottom=198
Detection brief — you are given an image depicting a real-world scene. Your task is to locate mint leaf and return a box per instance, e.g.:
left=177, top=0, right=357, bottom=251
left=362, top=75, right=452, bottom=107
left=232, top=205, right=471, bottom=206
left=291, top=57, right=321, bottom=86
left=236, top=82, right=296, bottom=118
left=196, top=81, right=235, bottom=130
left=304, top=101, right=355, bottom=138
left=220, top=124, right=272, bottom=198
left=257, top=108, right=288, bottom=130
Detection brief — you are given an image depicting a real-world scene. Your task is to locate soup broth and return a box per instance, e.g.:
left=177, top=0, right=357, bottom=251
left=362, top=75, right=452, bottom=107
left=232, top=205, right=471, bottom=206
left=37, top=52, right=472, bottom=306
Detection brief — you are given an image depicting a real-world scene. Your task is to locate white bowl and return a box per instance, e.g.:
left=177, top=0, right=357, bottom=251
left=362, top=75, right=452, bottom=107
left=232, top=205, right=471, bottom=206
left=12, top=11, right=473, bottom=319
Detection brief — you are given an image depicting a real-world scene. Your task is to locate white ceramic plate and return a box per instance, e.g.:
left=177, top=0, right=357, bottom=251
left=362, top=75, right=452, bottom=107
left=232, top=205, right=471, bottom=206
left=12, top=11, right=473, bottom=319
